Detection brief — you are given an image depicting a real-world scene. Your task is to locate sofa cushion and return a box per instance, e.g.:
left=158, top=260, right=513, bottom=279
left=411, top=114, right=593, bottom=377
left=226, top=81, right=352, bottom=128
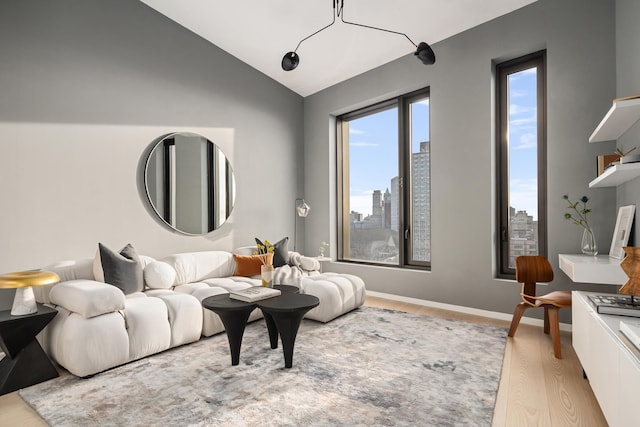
left=33, top=258, right=95, bottom=304
left=49, top=279, right=126, bottom=319
left=123, top=296, right=171, bottom=361
left=300, top=273, right=366, bottom=323
left=202, top=277, right=258, bottom=291
left=150, top=293, right=203, bottom=346
left=162, top=251, right=236, bottom=285
left=143, top=261, right=176, bottom=289
left=46, top=307, right=130, bottom=377
left=255, top=237, right=289, bottom=267
left=94, top=243, right=144, bottom=295
left=233, top=253, right=273, bottom=276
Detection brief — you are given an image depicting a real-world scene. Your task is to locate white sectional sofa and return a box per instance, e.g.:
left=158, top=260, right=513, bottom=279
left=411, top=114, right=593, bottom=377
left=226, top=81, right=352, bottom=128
left=35, top=249, right=366, bottom=377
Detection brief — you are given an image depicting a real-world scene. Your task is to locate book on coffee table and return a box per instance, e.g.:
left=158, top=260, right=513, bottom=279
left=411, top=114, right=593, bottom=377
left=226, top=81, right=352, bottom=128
left=229, top=286, right=281, bottom=302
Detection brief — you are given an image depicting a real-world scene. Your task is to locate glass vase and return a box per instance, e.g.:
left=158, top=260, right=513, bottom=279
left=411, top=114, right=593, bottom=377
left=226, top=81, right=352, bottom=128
left=581, top=227, right=598, bottom=256
left=261, top=264, right=274, bottom=288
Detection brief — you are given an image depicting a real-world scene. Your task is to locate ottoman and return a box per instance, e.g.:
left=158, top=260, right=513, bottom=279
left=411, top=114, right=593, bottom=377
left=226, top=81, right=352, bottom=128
left=299, top=272, right=366, bottom=322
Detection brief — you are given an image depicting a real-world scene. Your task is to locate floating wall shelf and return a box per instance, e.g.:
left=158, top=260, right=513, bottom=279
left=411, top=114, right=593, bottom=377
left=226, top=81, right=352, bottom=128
left=589, top=97, right=640, bottom=143
left=589, top=163, right=640, bottom=188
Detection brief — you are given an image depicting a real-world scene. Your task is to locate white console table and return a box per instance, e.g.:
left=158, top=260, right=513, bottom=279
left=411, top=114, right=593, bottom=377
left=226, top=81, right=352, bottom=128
left=573, top=291, right=640, bottom=427
left=558, top=254, right=627, bottom=285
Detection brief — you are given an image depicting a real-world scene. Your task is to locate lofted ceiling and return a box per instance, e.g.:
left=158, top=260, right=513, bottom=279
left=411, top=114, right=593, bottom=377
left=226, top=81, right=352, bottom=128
left=139, top=0, right=538, bottom=97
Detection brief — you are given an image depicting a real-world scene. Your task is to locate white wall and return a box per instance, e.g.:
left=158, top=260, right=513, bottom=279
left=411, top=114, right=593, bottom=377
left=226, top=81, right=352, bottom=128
left=0, top=0, right=304, bottom=309
left=302, top=0, right=620, bottom=322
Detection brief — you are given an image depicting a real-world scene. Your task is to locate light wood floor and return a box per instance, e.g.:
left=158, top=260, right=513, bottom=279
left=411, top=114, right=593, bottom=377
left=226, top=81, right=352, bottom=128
left=0, top=295, right=608, bottom=427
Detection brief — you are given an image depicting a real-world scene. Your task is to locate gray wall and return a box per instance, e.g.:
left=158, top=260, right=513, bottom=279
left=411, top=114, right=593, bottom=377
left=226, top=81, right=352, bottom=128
left=1, top=0, right=631, bottom=323
left=303, top=0, right=620, bottom=322
left=0, top=0, right=304, bottom=309
left=616, top=0, right=640, bottom=240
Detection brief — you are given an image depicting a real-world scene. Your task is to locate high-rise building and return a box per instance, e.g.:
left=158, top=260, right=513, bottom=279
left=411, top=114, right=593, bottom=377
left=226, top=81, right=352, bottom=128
left=411, top=141, right=431, bottom=262
left=384, top=188, right=391, bottom=229
left=509, top=207, right=538, bottom=267
left=390, top=177, right=399, bottom=232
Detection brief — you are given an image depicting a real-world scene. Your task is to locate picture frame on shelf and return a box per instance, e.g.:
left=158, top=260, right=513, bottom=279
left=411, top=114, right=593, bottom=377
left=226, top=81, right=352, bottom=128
left=609, top=205, right=636, bottom=259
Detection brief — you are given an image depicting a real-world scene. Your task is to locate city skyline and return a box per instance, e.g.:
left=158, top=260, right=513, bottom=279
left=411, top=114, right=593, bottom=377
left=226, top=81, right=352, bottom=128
left=348, top=99, right=429, bottom=217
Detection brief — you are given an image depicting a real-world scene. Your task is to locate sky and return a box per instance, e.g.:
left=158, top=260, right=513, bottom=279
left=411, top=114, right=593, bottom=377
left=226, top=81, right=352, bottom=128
left=348, top=99, right=429, bottom=217
left=507, top=67, right=538, bottom=220
left=346, top=69, right=537, bottom=220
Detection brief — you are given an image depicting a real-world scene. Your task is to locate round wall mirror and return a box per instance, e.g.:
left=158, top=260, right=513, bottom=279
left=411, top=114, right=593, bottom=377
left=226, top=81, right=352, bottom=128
left=144, top=132, right=236, bottom=235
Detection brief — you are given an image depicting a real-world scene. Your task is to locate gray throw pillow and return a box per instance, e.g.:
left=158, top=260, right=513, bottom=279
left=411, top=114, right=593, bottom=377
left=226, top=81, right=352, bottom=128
left=98, top=243, right=144, bottom=295
left=254, top=237, right=289, bottom=268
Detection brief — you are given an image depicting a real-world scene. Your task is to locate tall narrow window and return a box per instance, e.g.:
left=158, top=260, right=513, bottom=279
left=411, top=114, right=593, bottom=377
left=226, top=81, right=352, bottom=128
left=496, top=51, right=547, bottom=277
left=338, top=88, right=430, bottom=269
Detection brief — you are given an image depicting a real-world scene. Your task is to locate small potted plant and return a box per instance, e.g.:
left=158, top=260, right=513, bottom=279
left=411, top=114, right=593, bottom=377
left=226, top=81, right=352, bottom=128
left=254, top=239, right=275, bottom=287
left=563, top=195, right=597, bottom=256
left=319, top=241, right=329, bottom=257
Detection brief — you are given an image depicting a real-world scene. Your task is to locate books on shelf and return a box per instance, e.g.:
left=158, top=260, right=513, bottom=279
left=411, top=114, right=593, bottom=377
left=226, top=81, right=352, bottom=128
left=620, top=320, right=640, bottom=351
left=588, top=294, right=640, bottom=318
left=229, top=286, right=281, bottom=302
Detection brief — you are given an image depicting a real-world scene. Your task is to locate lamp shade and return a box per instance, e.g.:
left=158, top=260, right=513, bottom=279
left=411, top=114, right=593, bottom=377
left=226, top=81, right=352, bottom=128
left=0, top=270, right=60, bottom=316
left=282, top=52, right=300, bottom=71
left=415, top=42, right=436, bottom=65
left=296, top=199, right=310, bottom=217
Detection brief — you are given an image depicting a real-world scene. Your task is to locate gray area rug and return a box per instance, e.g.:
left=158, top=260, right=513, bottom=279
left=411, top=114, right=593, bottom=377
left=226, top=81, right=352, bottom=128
left=20, top=307, right=507, bottom=426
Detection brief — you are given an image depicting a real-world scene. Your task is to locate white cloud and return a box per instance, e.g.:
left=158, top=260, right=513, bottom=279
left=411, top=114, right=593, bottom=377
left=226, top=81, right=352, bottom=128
left=514, top=132, right=537, bottom=150
left=509, top=104, right=531, bottom=115
left=509, top=178, right=538, bottom=220
left=349, top=127, right=365, bottom=135
left=510, top=114, right=537, bottom=127
left=415, top=99, right=430, bottom=107
left=350, top=142, right=379, bottom=147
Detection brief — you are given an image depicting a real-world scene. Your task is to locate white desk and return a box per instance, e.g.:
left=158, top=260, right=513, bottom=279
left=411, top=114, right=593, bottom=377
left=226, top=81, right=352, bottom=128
left=559, top=254, right=627, bottom=285
left=573, top=291, right=640, bottom=427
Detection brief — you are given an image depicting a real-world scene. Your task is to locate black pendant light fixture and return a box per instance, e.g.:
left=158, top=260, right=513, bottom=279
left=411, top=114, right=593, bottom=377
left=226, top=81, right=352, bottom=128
left=281, top=0, right=435, bottom=71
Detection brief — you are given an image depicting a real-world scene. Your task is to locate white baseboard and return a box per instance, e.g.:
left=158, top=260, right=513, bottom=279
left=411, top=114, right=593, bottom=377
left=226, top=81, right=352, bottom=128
left=366, top=290, right=572, bottom=333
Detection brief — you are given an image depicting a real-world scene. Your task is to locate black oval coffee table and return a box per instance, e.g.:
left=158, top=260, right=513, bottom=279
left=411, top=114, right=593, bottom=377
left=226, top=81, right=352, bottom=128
left=273, top=284, right=299, bottom=294
left=257, top=293, right=319, bottom=368
left=202, top=295, right=257, bottom=366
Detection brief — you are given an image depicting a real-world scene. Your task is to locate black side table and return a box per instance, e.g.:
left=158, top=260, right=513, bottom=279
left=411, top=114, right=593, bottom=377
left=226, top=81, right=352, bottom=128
left=202, top=295, right=257, bottom=366
left=257, top=293, right=319, bottom=368
left=0, top=304, right=59, bottom=395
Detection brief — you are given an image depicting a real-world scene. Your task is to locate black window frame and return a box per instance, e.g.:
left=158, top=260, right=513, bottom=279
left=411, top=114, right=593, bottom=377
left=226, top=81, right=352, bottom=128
left=337, top=87, right=431, bottom=270
left=496, top=50, right=547, bottom=278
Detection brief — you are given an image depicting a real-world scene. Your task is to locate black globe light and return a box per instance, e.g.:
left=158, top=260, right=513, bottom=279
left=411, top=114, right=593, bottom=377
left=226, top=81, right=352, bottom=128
left=415, top=42, right=436, bottom=65
left=281, top=52, right=300, bottom=71
left=280, top=0, right=435, bottom=71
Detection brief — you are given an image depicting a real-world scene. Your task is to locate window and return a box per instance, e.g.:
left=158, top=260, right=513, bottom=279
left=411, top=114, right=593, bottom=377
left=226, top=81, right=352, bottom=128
left=496, top=51, right=547, bottom=277
left=337, top=88, right=430, bottom=268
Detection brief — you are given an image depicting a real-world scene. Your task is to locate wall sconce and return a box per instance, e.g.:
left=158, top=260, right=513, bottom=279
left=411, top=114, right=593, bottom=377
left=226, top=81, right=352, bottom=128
left=294, top=198, right=311, bottom=251
left=281, top=0, right=435, bottom=71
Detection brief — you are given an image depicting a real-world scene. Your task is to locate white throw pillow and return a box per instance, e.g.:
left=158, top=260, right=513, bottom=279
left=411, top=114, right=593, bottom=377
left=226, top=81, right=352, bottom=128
left=144, top=261, right=176, bottom=289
